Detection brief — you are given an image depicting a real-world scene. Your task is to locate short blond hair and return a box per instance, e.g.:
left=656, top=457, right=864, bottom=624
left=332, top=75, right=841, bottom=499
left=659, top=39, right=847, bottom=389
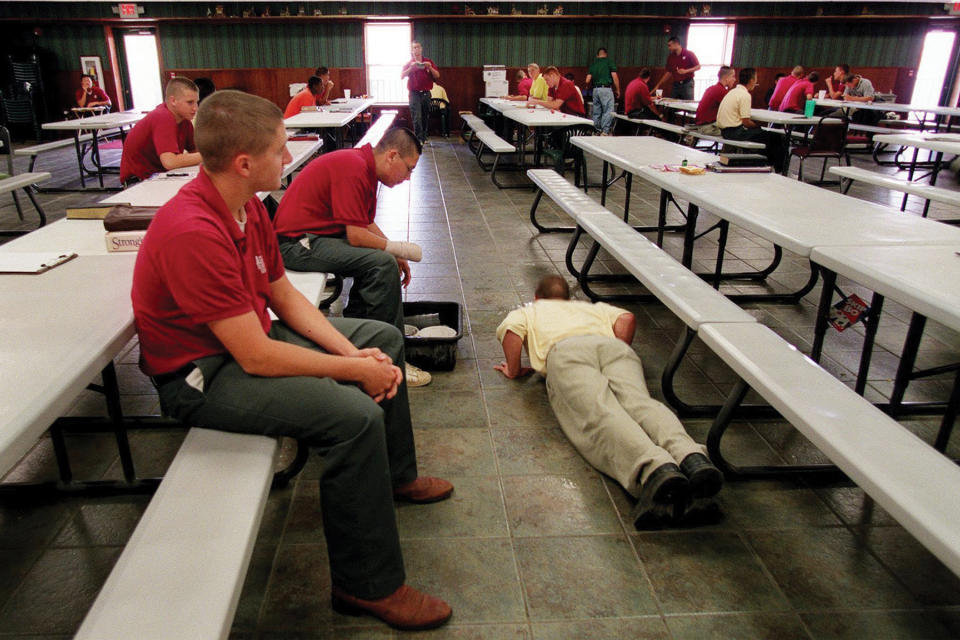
left=195, top=90, right=283, bottom=173
left=165, top=76, right=198, bottom=99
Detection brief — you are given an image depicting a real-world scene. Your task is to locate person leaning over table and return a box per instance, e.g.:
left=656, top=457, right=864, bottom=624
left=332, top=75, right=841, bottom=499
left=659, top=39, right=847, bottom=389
left=652, top=36, right=700, bottom=100
left=271, top=127, right=434, bottom=388
left=624, top=68, right=661, bottom=121
left=527, top=66, right=585, bottom=116
left=778, top=71, right=819, bottom=113
left=119, top=76, right=201, bottom=187
left=515, top=68, right=532, bottom=97
left=767, top=65, right=803, bottom=111
left=314, top=65, right=336, bottom=105
left=131, top=90, right=453, bottom=631
left=717, top=67, right=785, bottom=173
left=842, top=72, right=883, bottom=126
left=495, top=275, right=723, bottom=529
left=400, top=41, right=439, bottom=144
left=75, top=74, right=111, bottom=110
left=586, top=47, right=620, bottom=135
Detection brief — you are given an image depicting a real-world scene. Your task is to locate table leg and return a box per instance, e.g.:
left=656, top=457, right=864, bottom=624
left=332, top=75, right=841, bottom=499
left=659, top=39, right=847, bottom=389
left=680, top=203, right=699, bottom=269
left=810, top=267, right=838, bottom=363
left=888, top=313, right=927, bottom=416
left=73, top=132, right=86, bottom=189
left=854, top=292, right=885, bottom=396
left=922, top=150, right=944, bottom=218
left=902, top=146, right=920, bottom=211
left=600, top=161, right=609, bottom=206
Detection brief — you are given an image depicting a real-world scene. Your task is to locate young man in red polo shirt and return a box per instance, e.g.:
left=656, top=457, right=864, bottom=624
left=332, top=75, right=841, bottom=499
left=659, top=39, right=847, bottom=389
left=119, top=76, right=201, bottom=186
left=400, top=41, right=439, bottom=144
left=779, top=71, right=819, bottom=113
left=75, top=74, right=112, bottom=110
left=652, top=36, right=700, bottom=100
left=528, top=66, right=585, bottom=116
left=272, top=127, right=433, bottom=387
left=624, top=68, right=661, bottom=120
left=694, top=66, right=736, bottom=131
left=768, top=66, right=803, bottom=110
left=131, top=90, right=453, bottom=630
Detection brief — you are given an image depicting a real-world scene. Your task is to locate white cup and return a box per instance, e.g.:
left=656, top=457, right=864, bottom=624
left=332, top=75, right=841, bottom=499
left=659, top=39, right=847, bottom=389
left=344, top=89, right=352, bottom=99
left=818, top=89, right=826, bottom=100
left=655, top=89, right=663, bottom=98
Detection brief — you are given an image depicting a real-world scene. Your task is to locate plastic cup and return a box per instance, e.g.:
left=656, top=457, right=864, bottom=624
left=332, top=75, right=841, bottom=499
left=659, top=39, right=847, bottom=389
left=655, top=89, right=663, bottom=98
left=818, top=89, right=826, bottom=100
left=344, top=89, right=351, bottom=99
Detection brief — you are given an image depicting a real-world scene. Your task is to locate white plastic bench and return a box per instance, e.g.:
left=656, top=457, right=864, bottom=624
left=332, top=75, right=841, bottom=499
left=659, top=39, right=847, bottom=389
left=75, top=428, right=279, bottom=640
left=830, top=165, right=960, bottom=210
left=355, top=111, right=397, bottom=149
left=460, top=113, right=492, bottom=154
left=700, top=321, right=960, bottom=577
left=473, top=129, right=520, bottom=188
left=15, top=128, right=122, bottom=172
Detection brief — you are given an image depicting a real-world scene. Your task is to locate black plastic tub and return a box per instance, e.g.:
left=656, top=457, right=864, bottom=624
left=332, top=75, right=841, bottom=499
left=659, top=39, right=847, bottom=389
left=402, top=301, right=463, bottom=371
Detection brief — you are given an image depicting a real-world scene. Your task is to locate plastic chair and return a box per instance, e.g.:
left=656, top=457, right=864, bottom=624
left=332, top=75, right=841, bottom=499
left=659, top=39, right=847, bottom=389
left=789, top=114, right=849, bottom=183
left=429, top=97, right=450, bottom=137
left=0, top=124, right=47, bottom=230
left=542, top=124, right=593, bottom=187
left=0, top=83, right=40, bottom=141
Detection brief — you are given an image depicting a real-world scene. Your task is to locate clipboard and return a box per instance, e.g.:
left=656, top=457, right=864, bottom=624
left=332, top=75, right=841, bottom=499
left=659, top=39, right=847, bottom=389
left=0, top=252, right=78, bottom=274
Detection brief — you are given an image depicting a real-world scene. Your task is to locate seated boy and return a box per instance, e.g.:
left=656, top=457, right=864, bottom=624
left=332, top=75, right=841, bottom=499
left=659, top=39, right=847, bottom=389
left=495, top=275, right=722, bottom=527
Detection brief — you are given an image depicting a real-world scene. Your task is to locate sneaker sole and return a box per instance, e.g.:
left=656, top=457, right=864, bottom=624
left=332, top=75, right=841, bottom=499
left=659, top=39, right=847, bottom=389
left=331, top=595, right=452, bottom=630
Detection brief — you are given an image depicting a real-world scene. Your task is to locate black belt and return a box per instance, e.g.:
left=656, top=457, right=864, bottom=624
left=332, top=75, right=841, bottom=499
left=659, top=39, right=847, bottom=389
left=675, top=78, right=693, bottom=84
left=150, top=363, right=196, bottom=388
left=411, top=89, right=431, bottom=94
left=593, top=83, right=612, bottom=88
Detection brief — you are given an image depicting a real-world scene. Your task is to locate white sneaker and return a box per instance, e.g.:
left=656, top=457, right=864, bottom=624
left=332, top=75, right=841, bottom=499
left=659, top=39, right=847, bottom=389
left=405, top=363, right=432, bottom=387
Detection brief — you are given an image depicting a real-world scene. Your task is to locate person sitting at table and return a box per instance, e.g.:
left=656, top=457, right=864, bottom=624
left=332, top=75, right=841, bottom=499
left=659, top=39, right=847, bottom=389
left=313, top=65, right=336, bottom=104
left=505, top=63, right=549, bottom=102
left=514, top=69, right=531, bottom=97
left=767, top=65, right=803, bottom=110
left=272, top=127, right=434, bottom=388
left=194, top=77, right=216, bottom=103
left=132, top=90, right=453, bottom=631
left=119, top=76, right=201, bottom=187
left=825, top=64, right=850, bottom=100
left=75, top=74, right=112, bottom=110
left=764, top=72, right=786, bottom=106
left=495, top=275, right=723, bottom=529
left=284, top=75, right=326, bottom=118
left=527, top=66, right=585, bottom=116
left=717, top=67, right=785, bottom=172
left=843, top=73, right=883, bottom=125
left=624, top=68, right=661, bottom=121
left=693, top=65, right=735, bottom=134
left=778, top=71, right=818, bottom=113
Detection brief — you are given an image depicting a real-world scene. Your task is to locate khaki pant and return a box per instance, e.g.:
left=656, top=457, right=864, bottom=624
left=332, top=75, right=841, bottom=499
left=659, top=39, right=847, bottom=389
left=545, top=335, right=703, bottom=497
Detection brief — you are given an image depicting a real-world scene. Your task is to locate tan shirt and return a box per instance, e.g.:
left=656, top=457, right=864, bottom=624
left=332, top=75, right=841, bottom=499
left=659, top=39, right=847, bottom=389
left=717, top=84, right=752, bottom=129
left=496, top=299, right=627, bottom=373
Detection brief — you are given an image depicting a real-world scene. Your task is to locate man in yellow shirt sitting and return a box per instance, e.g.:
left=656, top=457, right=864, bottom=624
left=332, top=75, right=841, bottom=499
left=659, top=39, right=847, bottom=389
left=495, top=275, right=722, bottom=528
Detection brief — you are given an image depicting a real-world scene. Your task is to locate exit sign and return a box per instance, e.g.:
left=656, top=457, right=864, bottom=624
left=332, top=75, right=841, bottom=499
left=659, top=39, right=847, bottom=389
left=118, top=3, right=139, bottom=18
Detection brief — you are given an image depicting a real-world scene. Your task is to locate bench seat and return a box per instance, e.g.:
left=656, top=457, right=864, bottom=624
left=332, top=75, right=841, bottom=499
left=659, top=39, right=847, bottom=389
left=830, top=165, right=960, bottom=208
left=700, top=321, right=960, bottom=576
left=355, top=111, right=397, bottom=148
left=75, top=428, right=278, bottom=640
left=0, top=172, right=51, bottom=193
left=474, top=129, right=516, bottom=154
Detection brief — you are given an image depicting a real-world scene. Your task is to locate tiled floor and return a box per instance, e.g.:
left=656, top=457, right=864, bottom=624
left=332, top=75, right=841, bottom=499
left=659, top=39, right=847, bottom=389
left=1, top=133, right=960, bottom=639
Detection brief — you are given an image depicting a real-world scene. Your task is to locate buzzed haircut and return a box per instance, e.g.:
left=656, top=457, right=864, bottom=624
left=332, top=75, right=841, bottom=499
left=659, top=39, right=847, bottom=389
left=81, top=73, right=96, bottom=82
left=718, top=65, right=734, bottom=80
left=843, top=73, right=858, bottom=84
left=597, top=47, right=607, bottom=55
left=374, top=127, right=422, bottom=157
left=838, top=64, right=850, bottom=74
left=739, top=67, right=756, bottom=86
left=639, top=67, right=651, bottom=79
left=535, top=275, right=571, bottom=300
left=542, top=66, right=561, bottom=77
left=315, top=65, right=329, bottom=76
left=307, top=75, right=323, bottom=91
left=195, top=90, right=283, bottom=173
left=667, top=36, right=681, bottom=45
left=165, top=76, right=198, bottom=99
left=808, top=71, right=820, bottom=82
left=792, top=65, right=804, bottom=77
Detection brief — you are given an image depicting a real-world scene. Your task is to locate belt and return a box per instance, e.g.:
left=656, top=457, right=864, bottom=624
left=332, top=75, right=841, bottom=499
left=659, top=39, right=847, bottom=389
left=150, top=363, right=196, bottom=388
left=675, top=78, right=693, bottom=84
left=593, top=83, right=612, bottom=88
left=411, top=89, right=431, bottom=94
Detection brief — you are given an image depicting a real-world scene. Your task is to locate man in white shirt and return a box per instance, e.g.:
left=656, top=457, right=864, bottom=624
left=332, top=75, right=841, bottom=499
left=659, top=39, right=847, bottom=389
left=495, top=275, right=722, bottom=528
left=717, top=67, right=785, bottom=172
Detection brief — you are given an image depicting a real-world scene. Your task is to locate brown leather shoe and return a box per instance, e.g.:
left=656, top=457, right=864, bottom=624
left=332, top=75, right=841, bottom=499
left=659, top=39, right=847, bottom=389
left=331, top=584, right=452, bottom=630
left=393, top=476, right=454, bottom=503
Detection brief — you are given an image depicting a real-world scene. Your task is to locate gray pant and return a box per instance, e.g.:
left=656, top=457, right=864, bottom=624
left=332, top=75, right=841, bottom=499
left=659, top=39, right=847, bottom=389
left=592, top=87, right=615, bottom=134
left=409, top=90, right=432, bottom=142
left=672, top=79, right=694, bottom=100
left=156, top=319, right=415, bottom=599
left=545, top=335, right=703, bottom=497
left=280, top=235, right=404, bottom=334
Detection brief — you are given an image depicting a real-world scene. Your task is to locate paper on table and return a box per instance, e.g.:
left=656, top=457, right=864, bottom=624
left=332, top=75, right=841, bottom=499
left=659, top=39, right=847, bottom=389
left=0, top=252, right=78, bottom=274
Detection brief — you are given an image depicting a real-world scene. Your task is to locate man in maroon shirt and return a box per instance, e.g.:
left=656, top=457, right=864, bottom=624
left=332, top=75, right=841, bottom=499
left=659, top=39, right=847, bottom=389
left=400, top=41, right=439, bottom=144
left=652, top=36, right=701, bottom=100
left=119, top=77, right=201, bottom=186
left=624, top=68, right=661, bottom=120
left=75, top=74, right=111, bottom=110
left=694, top=66, right=736, bottom=131
left=132, top=90, right=453, bottom=630
left=528, top=66, right=585, bottom=116
left=768, top=66, right=803, bottom=110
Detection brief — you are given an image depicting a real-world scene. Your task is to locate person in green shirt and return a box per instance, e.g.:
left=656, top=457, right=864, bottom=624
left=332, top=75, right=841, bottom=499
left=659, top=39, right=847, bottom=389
left=585, top=47, right=620, bottom=134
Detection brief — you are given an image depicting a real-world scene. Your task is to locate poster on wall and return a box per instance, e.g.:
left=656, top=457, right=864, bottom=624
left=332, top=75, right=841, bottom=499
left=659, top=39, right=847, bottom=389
left=80, top=56, right=105, bottom=88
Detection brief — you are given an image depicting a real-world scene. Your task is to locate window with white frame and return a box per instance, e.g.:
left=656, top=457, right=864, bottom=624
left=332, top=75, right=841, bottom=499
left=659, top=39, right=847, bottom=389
left=365, top=21, right=412, bottom=103
left=686, top=23, right=736, bottom=101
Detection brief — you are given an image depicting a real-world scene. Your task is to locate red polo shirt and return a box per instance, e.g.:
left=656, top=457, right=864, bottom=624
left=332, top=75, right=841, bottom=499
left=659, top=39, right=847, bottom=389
left=76, top=86, right=111, bottom=107
left=666, top=49, right=699, bottom=82
left=779, top=79, right=815, bottom=112
left=132, top=169, right=285, bottom=376
left=517, top=77, right=532, bottom=97
left=272, top=144, right=378, bottom=238
left=406, top=57, right=438, bottom=92
left=768, top=75, right=799, bottom=110
left=549, top=77, right=585, bottom=116
left=624, top=77, right=654, bottom=114
left=119, top=103, right=196, bottom=184
left=696, top=82, right=729, bottom=125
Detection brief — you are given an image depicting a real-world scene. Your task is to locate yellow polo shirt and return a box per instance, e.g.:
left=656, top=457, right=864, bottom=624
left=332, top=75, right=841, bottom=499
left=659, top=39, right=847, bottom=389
left=529, top=75, right=549, bottom=100
left=716, top=84, right=753, bottom=129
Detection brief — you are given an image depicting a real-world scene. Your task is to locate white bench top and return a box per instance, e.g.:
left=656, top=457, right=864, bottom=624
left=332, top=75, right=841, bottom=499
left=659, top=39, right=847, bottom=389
left=13, top=131, right=119, bottom=155
left=874, top=133, right=960, bottom=155
left=631, top=118, right=685, bottom=135
left=572, top=134, right=715, bottom=169
left=699, top=321, right=960, bottom=576
left=498, top=106, right=592, bottom=128
left=42, top=111, right=145, bottom=132
left=474, top=129, right=516, bottom=153
left=74, top=427, right=278, bottom=640
left=829, top=166, right=960, bottom=207
left=355, top=111, right=397, bottom=148
left=461, top=113, right=492, bottom=132
left=0, top=172, right=50, bottom=192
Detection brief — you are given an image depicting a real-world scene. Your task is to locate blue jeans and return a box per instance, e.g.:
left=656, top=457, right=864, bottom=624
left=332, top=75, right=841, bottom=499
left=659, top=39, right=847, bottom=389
left=409, top=90, right=431, bottom=142
left=592, top=87, right=615, bottom=133
left=672, top=79, right=694, bottom=100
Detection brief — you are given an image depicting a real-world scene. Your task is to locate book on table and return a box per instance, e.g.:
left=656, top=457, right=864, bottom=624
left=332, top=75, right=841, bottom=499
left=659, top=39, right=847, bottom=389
left=66, top=206, right=115, bottom=220
left=717, top=153, right=768, bottom=167
left=104, top=231, right=147, bottom=253
left=707, top=163, right=773, bottom=173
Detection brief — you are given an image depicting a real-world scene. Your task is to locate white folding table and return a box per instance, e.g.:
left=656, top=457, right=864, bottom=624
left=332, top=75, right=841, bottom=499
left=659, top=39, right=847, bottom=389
left=284, top=98, right=374, bottom=149
left=41, top=111, right=146, bottom=189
